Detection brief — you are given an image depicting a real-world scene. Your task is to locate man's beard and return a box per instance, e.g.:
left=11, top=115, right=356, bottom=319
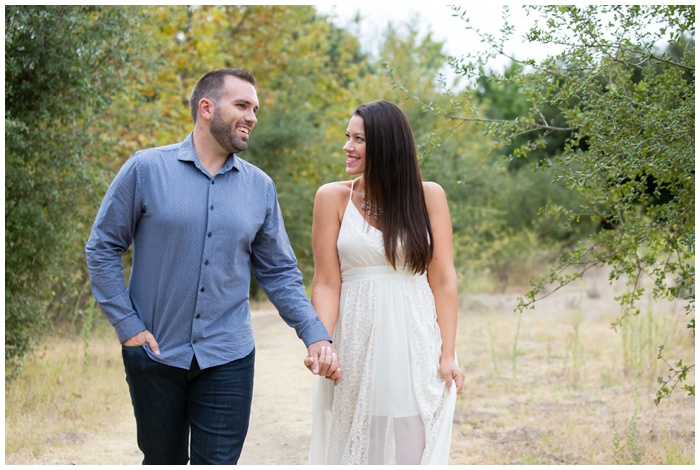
left=210, top=108, right=248, bottom=155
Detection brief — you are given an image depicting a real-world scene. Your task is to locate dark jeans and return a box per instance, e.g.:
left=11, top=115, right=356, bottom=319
left=122, top=346, right=255, bottom=465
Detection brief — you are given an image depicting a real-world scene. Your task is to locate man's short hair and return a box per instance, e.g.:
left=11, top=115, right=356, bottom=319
left=189, top=68, right=256, bottom=124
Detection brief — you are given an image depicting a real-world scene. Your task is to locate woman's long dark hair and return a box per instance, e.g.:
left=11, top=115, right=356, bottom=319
left=355, top=100, right=433, bottom=274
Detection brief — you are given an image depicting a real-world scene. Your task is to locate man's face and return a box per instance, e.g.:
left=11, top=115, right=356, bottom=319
left=209, top=76, right=259, bottom=155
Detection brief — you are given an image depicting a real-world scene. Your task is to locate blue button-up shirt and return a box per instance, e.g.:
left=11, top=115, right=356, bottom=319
left=85, top=133, right=330, bottom=370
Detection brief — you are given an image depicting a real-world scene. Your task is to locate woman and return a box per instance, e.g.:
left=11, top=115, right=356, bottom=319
left=306, top=100, right=464, bottom=464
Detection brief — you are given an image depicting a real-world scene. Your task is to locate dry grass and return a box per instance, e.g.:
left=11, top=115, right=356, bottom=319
left=4, top=324, right=141, bottom=465
left=4, top=268, right=695, bottom=464
left=450, top=269, right=695, bottom=465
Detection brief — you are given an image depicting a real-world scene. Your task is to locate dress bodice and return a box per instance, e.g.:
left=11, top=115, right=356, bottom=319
left=336, top=180, right=409, bottom=277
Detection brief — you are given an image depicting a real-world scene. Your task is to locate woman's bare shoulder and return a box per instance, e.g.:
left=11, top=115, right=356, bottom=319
left=316, top=180, right=353, bottom=202
left=422, top=181, right=447, bottom=202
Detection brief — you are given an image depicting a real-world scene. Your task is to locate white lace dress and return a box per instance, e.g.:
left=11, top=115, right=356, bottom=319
left=308, top=183, right=457, bottom=464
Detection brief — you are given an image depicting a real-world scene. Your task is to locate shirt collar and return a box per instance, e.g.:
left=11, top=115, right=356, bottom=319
left=178, top=132, right=241, bottom=174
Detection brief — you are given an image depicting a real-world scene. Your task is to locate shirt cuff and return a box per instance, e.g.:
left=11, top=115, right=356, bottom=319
left=113, top=313, right=149, bottom=344
left=297, top=320, right=332, bottom=348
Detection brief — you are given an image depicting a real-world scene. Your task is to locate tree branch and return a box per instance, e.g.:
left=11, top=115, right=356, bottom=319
left=446, top=115, right=579, bottom=133
left=648, top=54, right=695, bottom=72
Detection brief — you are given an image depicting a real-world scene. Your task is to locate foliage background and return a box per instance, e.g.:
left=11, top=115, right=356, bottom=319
left=4, top=5, right=694, bottom=399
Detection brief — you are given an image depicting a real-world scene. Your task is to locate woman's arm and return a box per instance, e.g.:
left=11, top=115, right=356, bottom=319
left=424, top=182, right=465, bottom=392
left=310, top=182, right=345, bottom=339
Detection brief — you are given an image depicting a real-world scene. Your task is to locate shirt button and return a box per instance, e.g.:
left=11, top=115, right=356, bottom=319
left=211, top=180, right=215, bottom=185
left=200, top=287, right=205, bottom=292
left=204, top=260, right=209, bottom=266
left=207, top=232, right=212, bottom=238
left=196, top=313, right=201, bottom=319
left=210, top=205, right=214, bottom=210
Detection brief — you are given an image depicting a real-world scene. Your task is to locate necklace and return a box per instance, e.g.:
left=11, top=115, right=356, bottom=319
left=361, top=194, right=383, bottom=220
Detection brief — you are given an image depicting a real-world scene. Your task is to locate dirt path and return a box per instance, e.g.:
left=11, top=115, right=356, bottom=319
left=238, top=306, right=317, bottom=464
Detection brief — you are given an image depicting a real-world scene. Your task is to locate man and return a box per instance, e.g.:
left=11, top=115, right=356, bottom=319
left=85, top=68, right=341, bottom=465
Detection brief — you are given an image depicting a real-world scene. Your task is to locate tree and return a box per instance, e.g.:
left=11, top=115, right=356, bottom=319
left=471, top=61, right=599, bottom=257
left=5, top=6, right=144, bottom=373
left=433, top=5, right=694, bottom=400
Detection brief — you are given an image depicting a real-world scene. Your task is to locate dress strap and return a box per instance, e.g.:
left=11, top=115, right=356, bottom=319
left=349, top=178, right=356, bottom=205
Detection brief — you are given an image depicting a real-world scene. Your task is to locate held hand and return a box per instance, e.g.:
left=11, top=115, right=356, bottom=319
left=305, top=341, right=342, bottom=385
left=121, top=329, right=160, bottom=356
left=440, top=355, right=464, bottom=393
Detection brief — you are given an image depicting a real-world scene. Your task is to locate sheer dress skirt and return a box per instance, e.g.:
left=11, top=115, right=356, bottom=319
left=308, top=267, right=456, bottom=464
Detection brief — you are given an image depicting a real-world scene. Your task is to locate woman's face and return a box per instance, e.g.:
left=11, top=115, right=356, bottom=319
left=343, top=115, right=366, bottom=175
